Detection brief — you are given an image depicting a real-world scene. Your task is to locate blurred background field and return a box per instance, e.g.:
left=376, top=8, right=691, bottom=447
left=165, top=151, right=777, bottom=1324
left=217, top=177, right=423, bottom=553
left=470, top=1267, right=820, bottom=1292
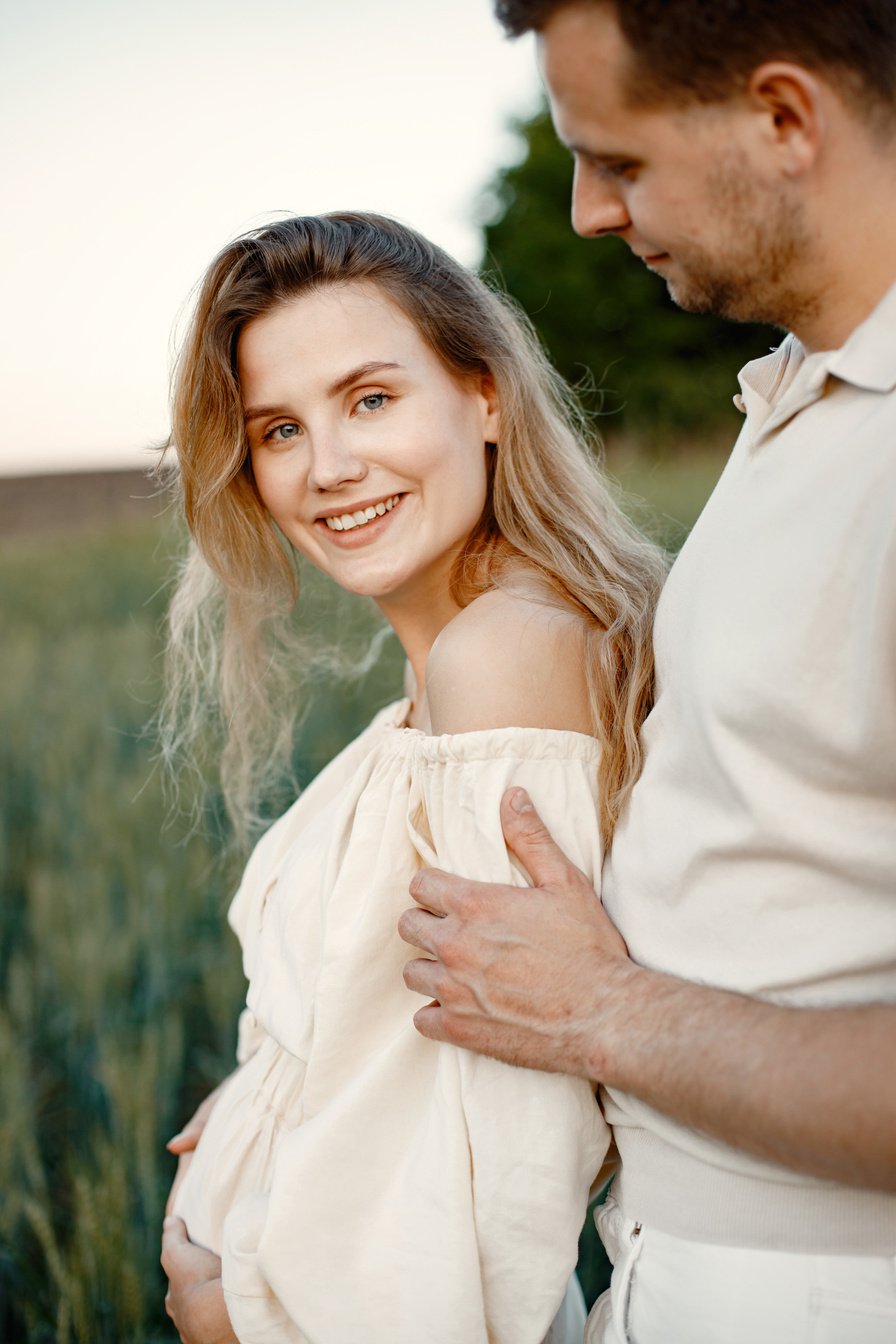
left=0, top=446, right=726, bottom=1342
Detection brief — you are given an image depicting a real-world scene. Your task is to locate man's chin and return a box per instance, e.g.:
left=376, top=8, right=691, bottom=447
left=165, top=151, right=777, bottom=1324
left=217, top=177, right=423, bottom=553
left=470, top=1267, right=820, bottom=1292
left=665, top=272, right=754, bottom=323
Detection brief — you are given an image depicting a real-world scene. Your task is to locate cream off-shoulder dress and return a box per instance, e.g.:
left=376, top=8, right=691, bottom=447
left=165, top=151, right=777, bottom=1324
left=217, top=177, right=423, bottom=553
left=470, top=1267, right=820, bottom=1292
left=173, top=699, right=610, bottom=1344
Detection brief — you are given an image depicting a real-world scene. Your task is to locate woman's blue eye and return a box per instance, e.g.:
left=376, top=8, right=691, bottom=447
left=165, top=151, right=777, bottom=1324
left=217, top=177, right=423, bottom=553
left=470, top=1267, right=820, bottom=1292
left=359, top=394, right=387, bottom=412
left=272, top=423, right=300, bottom=440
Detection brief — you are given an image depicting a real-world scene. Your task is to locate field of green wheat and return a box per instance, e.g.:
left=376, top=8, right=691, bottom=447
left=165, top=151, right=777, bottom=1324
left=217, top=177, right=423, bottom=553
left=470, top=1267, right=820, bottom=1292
left=0, top=448, right=724, bottom=1342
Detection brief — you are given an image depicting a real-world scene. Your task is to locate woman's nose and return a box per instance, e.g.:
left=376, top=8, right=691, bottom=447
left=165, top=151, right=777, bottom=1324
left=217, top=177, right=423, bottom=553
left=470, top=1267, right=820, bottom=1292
left=307, top=432, right=368, bottom=493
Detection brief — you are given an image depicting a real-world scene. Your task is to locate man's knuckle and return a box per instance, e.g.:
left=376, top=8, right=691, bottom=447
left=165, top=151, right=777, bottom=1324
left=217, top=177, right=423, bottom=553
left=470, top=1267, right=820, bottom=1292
left=441, top=1005, right=476, bottom=1048
left=403, top=956, right=428, bottom=989
left=438, top=928, right=468, bottom=968
left=397, top=910, right=413, bottom=940
left=440, top=978, right=462, bottom=1010
left=458, top=880, right=513, bottom=921
left=453, top=884, right=482, bottom=921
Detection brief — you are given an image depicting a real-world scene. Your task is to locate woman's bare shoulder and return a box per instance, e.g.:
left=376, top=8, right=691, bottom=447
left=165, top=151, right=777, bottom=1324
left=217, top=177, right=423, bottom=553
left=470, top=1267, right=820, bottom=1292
left=425, top=585, right=594, bottom=736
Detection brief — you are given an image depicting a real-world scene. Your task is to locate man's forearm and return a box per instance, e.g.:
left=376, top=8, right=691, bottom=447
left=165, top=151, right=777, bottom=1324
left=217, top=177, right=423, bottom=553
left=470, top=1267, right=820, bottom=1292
left=594, top=963, right=896, bottom=1192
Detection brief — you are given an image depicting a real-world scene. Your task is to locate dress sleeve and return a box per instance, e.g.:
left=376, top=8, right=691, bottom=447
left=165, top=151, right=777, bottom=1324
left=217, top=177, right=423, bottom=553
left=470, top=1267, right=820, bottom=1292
left=221, top=728, right=610, bottom=1344
left=225, top=703, right=412, bottom=1064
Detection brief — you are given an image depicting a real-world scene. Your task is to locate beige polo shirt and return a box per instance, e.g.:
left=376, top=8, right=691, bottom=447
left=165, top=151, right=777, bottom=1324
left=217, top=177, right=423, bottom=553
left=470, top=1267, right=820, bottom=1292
left=601, top=283, right=896, bottom=1253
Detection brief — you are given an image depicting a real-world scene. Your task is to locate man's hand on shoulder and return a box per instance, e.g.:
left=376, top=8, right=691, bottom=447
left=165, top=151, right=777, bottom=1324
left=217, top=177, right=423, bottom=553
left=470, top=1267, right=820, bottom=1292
left=399, top=786, right=635, bottom=1078
left=400, top=795, right=896, bottom=1191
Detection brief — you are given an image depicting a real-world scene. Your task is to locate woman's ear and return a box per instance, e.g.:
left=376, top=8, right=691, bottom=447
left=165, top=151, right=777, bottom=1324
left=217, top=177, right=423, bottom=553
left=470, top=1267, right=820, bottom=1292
left=480, top=371, right=501, bottom=443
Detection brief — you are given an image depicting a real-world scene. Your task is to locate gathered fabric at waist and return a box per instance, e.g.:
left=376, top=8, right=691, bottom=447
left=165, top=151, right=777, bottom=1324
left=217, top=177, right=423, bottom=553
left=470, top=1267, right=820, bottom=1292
left=172, top=1033, right=306, bottom=1256
left=240, top=1033, right=307, bottom=1128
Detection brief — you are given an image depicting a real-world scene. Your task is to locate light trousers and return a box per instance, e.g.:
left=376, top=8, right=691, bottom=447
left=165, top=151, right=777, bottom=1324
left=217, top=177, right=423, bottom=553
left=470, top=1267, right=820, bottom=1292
left=585, top=1195, right=896, bottom=1344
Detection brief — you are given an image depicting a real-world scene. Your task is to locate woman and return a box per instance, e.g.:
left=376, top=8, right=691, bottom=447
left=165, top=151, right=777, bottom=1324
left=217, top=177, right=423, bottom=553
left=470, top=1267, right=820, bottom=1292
left=160, top=212, right=665, bottom=1344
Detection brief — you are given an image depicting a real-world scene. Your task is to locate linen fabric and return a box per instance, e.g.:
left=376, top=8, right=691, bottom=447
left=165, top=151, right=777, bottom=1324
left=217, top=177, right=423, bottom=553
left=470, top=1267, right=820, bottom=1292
left=173, top=701, right=609, bottom=1344
left=601, top=283, right=896, bottom=1253
left=585, top=1196, right=896, bottom=1344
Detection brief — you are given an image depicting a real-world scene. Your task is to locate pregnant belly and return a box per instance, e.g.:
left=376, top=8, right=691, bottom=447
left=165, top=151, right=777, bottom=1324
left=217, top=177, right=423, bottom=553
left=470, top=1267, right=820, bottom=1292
left=172, top=1035, right=307, bottom=1255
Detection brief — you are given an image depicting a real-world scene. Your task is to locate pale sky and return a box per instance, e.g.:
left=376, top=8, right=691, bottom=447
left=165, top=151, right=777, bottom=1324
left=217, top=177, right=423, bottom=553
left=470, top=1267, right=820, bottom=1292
left=0, top=0, right=539, bottom=477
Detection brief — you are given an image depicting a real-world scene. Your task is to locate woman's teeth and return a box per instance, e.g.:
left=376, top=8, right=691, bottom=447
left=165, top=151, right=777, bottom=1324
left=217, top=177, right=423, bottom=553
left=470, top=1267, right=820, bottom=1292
left=324, top=495, right=401, bottom=531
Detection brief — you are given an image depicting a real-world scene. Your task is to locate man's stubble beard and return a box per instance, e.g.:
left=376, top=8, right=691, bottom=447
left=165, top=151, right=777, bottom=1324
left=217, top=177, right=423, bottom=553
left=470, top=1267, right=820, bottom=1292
left=662, top=158, right=820, bottom=334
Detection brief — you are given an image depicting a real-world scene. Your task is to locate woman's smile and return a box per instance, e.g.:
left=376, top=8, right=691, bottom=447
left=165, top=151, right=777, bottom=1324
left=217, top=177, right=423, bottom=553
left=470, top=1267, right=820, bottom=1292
left=317, top=492, right=405, bottom=542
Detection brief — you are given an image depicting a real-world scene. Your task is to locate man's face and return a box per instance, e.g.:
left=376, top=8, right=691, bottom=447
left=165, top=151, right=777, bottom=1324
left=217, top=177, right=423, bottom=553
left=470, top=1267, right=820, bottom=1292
left=537, top=2, right=808, bottom=326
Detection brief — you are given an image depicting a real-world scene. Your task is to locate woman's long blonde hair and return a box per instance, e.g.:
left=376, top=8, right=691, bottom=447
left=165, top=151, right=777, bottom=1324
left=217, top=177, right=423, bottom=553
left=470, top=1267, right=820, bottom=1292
left=160, top=212, right=666, bottom=846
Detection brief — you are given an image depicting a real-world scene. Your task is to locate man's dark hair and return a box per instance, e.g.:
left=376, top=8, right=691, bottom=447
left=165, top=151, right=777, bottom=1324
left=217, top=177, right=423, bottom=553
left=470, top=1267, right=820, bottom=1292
left=494, top=1, right=896, bottom=117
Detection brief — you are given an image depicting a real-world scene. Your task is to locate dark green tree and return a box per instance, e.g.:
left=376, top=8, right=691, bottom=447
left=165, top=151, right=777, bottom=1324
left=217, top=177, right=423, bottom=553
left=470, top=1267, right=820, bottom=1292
left=479, top=106, right=778, bottom=443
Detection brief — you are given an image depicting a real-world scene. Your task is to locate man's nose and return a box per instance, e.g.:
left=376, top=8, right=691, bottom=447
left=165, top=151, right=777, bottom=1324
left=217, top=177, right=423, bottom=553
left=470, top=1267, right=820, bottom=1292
left=571, top=163, right=631, bottom=238
left=307, top=431, right=368, bottom=493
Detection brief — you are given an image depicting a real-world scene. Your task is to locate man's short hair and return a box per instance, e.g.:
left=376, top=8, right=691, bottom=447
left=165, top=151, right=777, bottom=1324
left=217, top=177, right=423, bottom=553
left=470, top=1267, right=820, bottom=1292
left=494, top=1, right=896, bottom=120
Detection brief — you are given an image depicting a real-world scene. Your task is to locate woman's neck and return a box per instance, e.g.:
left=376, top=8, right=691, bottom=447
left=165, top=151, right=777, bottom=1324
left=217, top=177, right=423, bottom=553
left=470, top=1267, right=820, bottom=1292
left=375, top=586, right=462, bottom=731
left=378, top=558, right=558, bottom=730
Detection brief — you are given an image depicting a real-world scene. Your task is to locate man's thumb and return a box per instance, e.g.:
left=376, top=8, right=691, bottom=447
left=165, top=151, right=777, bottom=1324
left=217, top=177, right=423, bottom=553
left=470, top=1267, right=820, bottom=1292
left=500, top=788, right=581, bottom=889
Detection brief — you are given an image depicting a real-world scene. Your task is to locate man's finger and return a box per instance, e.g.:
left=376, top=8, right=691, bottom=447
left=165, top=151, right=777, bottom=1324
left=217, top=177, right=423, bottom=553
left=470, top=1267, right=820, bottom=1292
left=407, top=866, right=456, bottom=914
left=413, top=1002, right=448, bottom=1042
left=397, top=905, right=444, bottom=953
left=500, top=788, right=589, bottom=891
left=402, top=954, right=440, bottom=998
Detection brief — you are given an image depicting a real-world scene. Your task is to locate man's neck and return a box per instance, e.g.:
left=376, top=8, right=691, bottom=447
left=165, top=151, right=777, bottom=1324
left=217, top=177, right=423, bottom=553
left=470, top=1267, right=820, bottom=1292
left=790, top=143, right=896, bottom=352
left=793, top=267, right=896, bottom=354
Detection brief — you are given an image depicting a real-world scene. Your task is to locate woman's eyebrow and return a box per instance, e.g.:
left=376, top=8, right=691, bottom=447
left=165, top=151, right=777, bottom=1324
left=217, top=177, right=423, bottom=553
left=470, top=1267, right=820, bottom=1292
left=244, top=403, right=286, bottom=423
left=326, top=361, right=403, bottom=397
left=244, top=362, right=404, bottom=423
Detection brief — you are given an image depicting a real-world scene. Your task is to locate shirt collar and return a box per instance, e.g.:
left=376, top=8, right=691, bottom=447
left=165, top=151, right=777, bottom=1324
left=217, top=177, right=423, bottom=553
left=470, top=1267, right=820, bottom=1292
left=826, top=280, right=896, bottom=393
left=734, top=336, right=802, bottom=430
left=734, top=279, right=896, bottom=430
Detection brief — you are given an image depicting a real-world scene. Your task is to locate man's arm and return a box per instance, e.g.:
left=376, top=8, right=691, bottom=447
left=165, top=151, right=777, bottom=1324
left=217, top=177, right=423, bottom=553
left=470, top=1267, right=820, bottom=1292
left=399, top=787, right=896, bottom=1193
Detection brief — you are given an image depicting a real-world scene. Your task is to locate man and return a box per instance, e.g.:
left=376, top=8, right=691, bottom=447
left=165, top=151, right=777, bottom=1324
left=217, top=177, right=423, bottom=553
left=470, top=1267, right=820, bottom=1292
left=398, top=2, right=896, bottom=1338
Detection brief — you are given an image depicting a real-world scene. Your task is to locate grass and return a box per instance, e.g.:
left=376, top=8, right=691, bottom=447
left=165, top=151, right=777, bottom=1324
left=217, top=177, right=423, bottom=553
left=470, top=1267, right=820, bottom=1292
left=0, top=448, right=728, bottom=1340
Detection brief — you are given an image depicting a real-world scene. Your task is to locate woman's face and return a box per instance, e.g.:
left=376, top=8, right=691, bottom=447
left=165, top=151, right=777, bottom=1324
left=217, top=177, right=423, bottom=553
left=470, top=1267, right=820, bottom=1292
left=239, top=283, right=498, bottom=616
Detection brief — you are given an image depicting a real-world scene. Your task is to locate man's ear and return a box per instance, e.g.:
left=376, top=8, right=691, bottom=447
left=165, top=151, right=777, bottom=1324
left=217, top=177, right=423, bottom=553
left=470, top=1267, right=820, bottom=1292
left=747, top=62, right=826, bottom=177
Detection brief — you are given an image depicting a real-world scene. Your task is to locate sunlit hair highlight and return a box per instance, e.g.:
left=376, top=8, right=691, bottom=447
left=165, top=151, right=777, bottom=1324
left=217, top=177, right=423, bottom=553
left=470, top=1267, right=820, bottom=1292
left=160, top=212, right=666, bottom=846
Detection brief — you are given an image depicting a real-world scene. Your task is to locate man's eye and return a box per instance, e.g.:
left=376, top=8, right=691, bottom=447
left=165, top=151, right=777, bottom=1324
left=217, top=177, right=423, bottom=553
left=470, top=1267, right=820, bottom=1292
left=582, top=156, right=638, bottom=182
left=605, top=161, right=638, bottom=181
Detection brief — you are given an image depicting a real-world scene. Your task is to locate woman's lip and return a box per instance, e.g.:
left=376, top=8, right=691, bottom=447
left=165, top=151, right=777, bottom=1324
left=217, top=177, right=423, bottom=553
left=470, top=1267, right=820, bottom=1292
left=315, top=492, right=404, bottom=522
left=314, top=493, right=406, bottom=546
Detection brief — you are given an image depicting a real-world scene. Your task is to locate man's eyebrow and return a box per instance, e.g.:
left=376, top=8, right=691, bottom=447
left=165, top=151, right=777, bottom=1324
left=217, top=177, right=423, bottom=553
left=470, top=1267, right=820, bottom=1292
left=243, top=362, right=403, bottom=423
